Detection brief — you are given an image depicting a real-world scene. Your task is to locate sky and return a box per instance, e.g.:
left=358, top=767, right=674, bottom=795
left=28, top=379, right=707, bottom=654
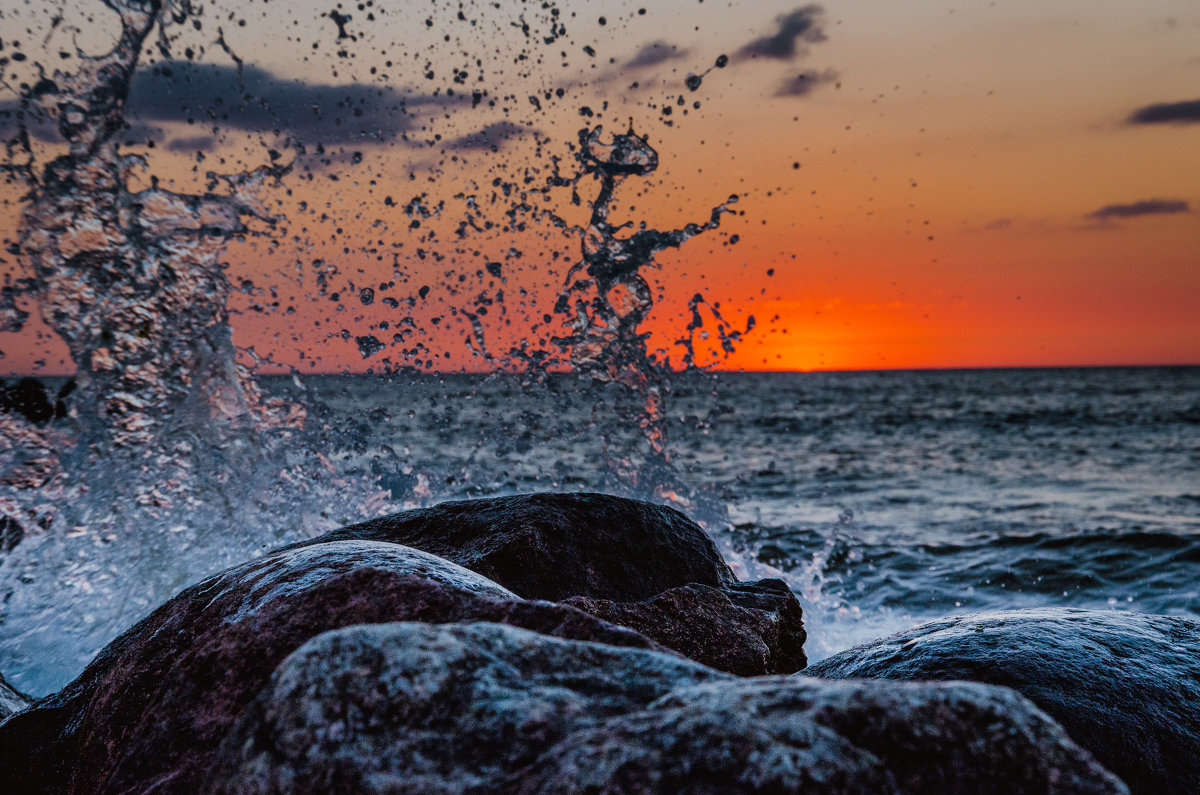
left=0, top=0, right=1197, bottom=373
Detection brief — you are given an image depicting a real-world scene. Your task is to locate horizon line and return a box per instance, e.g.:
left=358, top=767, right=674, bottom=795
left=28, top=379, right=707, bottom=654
left=4, top=361, right=1198, bottom=379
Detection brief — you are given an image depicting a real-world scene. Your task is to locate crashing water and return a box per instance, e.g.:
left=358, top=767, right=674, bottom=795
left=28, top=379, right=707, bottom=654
left=0, top=0, right=756, bottom=693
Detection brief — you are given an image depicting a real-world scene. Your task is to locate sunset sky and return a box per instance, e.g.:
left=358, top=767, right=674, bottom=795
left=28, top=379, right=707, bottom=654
left=1, top=0, right=1197, bottom=373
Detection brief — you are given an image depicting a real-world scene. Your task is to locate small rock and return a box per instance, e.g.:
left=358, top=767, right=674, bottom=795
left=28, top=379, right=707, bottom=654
left=0, top=377, right=56, bottom=425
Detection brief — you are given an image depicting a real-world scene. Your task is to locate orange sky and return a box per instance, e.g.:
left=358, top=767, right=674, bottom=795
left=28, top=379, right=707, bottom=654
left=1, top=0, right=1197, bottom=374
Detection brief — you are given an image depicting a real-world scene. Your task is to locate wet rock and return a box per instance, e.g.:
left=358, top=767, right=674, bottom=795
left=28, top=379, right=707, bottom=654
left=804, top=607, right=1200, bottom=794
left=0, top=541, right=659, bottom=794
left=314, top=492, right=735, bottom=600
left=0, top=513, right=24, bottom=553
left=0, top=377, right=56, bottom=425
left=209, top=621, right=1126, bottom=794
left=311, top=492, right=807, bottom=674
left=564, top=578, right=807, bottom=675
left=0, top=670, right=29, bottom=719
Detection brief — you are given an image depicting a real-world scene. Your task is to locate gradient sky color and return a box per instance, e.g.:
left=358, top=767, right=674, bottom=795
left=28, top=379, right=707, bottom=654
left=0, top=0, right=1197, bottom=373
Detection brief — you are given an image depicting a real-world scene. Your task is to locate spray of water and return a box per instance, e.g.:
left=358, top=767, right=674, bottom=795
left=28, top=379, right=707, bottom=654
left=535, top=124, right=746, bottom=519
left=0, top=0, right=786, bottom=694
left=0, top=0, right=404, bottom=693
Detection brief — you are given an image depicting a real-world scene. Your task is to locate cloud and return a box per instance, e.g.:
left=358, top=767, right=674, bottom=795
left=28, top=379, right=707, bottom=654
left=116, top=122, right=166, bottom=143
left=739, top=6, right=827, bottom=60
left=2, top=61, right=476, bottom=152
left=1128, top=99, right=1200, bottom=125
left=1086, top=199, right=1191, bottom=220
left=972, top=218, right=1014, bottom=232
left=775, top=68, right=837, bottom=97
left=0, top=100, right=56, bottom=142
left=0, top=102, right=168, bottom=148
left=442, top=121, right=534, bottom=151
left=126, top=60, right=469, bottom=145
left=165, top=134, right=218, bottom=153
left=626, top=41, right=686, bottom=69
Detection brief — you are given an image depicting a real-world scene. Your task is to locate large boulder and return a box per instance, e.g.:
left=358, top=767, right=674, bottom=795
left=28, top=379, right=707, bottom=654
left=804, top=608, right=1200, bottom=794
left=307, top=492, right=808, bottom=673
left=0, top=541, right=659, bottom=794
left=209, top=621, right=1127, bottom=794
left=310, top=492, right=735, bottom=600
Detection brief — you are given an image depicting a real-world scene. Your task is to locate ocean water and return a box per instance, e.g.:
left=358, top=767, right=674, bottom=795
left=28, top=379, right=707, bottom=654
left=1, top=366, right=1198, bottom=695
left=297, top=365, right=1200, bottom=659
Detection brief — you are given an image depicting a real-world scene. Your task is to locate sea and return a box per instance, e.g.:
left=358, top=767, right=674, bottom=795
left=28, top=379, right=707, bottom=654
left=325, top=365, right=1200, bottom=657
left=2, top=365, right=1198, bottom=696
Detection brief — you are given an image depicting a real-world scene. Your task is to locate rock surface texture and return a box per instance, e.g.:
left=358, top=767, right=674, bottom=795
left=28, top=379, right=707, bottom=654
left=805, top=607, right=1200, bottom=794
left=0, top=540, right=659, bottom=794
left=208, top=621, right=1127, bottom=794
left=310, top=492, right=808, bottom=673
left=312, top=492, right=735, bottom=600
left=563, top=579, right=806, bottom=676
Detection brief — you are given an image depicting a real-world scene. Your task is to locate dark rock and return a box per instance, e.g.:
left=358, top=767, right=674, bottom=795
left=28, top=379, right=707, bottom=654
left=0, top=377, right=56, bottom=425
left=564, top=578, right=807, bottom=675
left=54, top=378, right=75, bottom=419
left=308, top=492, right=807, bottom=675
left=0, top=541, right=660, bottom=794
left=0, top=513, right=24, bottom=553
left=0, top=670, right=29, bottom=720
left=313, top=492, right=735, bottom=601
left=804, top=607, right=1200, bottom=794
left=209, top=621, right=1127, bottom=794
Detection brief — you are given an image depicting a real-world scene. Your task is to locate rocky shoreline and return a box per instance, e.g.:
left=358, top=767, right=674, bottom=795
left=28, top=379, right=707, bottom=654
left=1, top=492, right=1194, bottom=792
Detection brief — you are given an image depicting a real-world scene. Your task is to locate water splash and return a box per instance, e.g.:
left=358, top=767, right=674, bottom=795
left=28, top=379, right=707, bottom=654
left=544, top=125, right=738, bottom=518
left=0, top=0, right=403, bottom=693
left=0, top=0, right=763, bottom=693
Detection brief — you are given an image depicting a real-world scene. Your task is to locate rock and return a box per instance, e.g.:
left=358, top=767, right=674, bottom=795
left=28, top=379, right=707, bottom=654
left=312, top=492, right=735, bottom=600
left=0, top=670, right=29, bottom=719
left=0, top=513, right=24, bottom=553
left=804, top=607, right=1200, bottom=794
left=0, top=377, right=56, bottom=425
left=209, top=621, right=1127, bottom=794
left=309, top=492, right=808, bottom=674
left=564, top=579, right=807, bottom=675
left=0, top=541, right=660, bottom=794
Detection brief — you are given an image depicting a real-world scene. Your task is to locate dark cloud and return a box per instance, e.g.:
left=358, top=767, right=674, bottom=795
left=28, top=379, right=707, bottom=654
left=1086, top=199, right=1191, bottom=220
left=739, top=6, right=827, bottom=60
left=2, top=61, right=474, bottom=151
left=0, top=103, right=167, bottom=146
left=126, top=60, right=469, bottom=145
left=165, top=134, right=218, bottom=153
left=626, top=41, right=686, bottom=69
left=442, top=121, right=534, bottom=151
left=1128, top=99, right=1200, bottom=125
left=775, top=68, right=837, bottom=97
left=116, top=122, right=166, bottom=144
left=0, top=100, right=56, bottom=142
